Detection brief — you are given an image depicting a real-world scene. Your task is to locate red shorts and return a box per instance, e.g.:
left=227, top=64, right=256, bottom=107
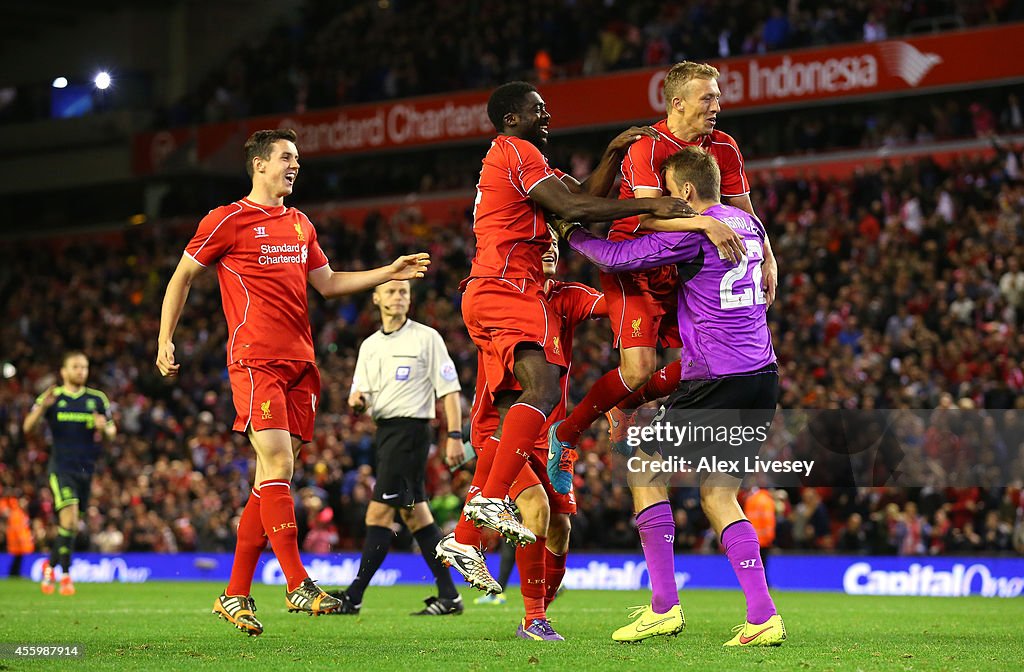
left=509, top=447, right=577, bottom=515
left=462, top=277, right=566, bottom=394
left=228, top=359, right=320, bottom=442
left=600, top=266, right=682, bottom=350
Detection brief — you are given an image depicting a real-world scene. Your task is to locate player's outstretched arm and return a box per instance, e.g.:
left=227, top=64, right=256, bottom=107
left=156, top=255, right=206, bottom=377
left=530, top=176, right=695, bottom=224
left=565, top=227, right=699, bottom=274
left=643, top=215, right=745, bottom=264
left=308, top=253, right=430, bottom=299
left=628, top=184, right=742, bottom=263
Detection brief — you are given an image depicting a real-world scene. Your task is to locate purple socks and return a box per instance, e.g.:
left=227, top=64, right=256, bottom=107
left=636, top=501, right=678, bottom=614
left=722, top=519, right=777, bottom=625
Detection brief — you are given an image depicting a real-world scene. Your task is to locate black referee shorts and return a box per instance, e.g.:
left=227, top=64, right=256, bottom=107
left=371, top=417, right=431, bottom=507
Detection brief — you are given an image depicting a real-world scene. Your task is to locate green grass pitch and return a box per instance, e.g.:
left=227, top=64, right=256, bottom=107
left=0, top=580, right=1019, bottom=671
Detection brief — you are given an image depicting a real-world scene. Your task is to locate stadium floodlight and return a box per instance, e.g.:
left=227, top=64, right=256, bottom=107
left=94, top=71, right=111, bottom=90
left=52, top=77, right=68, bottom=89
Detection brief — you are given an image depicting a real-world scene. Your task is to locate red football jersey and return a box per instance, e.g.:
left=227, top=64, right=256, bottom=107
left=611, top=119, right=749, bottom=241
left=469, top=136, right=560, bottom=284
left=184, top=198, right=330, bottom=364
left=470, top=280, right=606, bottom=448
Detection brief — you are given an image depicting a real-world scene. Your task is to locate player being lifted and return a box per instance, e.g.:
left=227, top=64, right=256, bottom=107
left=460, top=81, right=708, bottom=544
left=439, top=236, right=606, bottom=640
left=554, top=146, right=785, bottom=646
left=156, top=129, right=429, bottom=636
left=547, top=61, right=777, bottom=495
left=23, top=351, right=116, bottom=596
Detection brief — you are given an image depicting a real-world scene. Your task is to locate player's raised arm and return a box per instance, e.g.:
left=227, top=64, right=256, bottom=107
left=22, top=385, right=57, bottom=434
left=156, top=254, right=206, bottom=377
left=307, top=253, right=430, bottom=299
left=566, top=126, right=659, bottom=197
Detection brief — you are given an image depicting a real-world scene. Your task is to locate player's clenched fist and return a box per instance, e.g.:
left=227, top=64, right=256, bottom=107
left=156, top=341, right=179, bottom=377
left=388, top=253, right=431, bottom=280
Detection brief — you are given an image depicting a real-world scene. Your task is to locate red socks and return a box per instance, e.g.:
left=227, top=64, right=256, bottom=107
left=619, top=360, right=681, bottom=409
left=556, top=368, right=633, bottom=445
left=518, top=535, right=548, bottom=621
left=226, top=487, right=267, bottom=596
left=544, top=547, right=567, bottom=607
left=455, top=437, right=500, bottom=546
left=481, top=404, right=547, bottom=498
left=259, top=480, right=308, bottom=591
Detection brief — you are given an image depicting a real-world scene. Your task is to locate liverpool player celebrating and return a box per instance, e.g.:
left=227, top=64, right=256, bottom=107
left=156, top=129, right=430, bottom=636
left=555, top=147, right=785, bottom=646
left=548, top=61, right=777, bottom=497
left=461, top=81, right=698, bottom=544
left=440, top=236, right=605, bottom=640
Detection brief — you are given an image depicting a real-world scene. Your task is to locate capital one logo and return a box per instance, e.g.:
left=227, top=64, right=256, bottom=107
left=879, top=42, right=942, bottom=86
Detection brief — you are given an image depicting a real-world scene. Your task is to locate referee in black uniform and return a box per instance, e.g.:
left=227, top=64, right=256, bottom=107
left=330, top=280, right=466, bottom=615
left=23, top=351, right=115, bottom=596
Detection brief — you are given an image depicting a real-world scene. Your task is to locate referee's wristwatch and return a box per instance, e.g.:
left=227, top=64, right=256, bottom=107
left=447, top=431, right=463, bottom=440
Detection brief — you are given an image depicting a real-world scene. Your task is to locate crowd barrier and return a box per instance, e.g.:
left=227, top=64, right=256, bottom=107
left=3, top=553, right=1021, bottom=598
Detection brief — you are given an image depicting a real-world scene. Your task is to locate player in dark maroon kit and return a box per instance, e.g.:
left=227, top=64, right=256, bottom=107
left=156, top=129, right=429, bottom=636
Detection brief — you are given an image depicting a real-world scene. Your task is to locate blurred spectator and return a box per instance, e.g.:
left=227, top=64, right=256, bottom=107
left=836, top=513, right=868, bottom=552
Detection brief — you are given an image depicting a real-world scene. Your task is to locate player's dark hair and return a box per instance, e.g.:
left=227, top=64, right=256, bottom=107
left=663, top=146, right=721, bottom=202
left=487, top=81, right=538, bottom=132
left=244, top=128, right=298, bottom=177
left=61, top=350, right=88, bottom=367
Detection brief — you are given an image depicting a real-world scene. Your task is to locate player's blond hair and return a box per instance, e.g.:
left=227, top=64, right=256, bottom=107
left=662, top=62, right=720, bottom=114
left=663, top=146, right=721, bottom=202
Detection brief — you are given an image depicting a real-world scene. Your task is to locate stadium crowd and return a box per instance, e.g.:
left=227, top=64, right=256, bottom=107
left=166, top=0, right=1020, bottom=127
left=3, top=139, right=1024, bottom=559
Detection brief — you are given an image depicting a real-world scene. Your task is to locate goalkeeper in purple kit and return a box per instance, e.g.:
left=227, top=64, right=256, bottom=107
left=551, top=146, right=785, bottom=646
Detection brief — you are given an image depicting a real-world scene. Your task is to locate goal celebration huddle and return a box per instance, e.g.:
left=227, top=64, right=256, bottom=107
left=138, top=61, right=785, bottom=645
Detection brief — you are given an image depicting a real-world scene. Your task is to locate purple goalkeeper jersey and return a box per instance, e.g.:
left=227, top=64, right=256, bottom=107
left=568, top=203, right=775, bottom=379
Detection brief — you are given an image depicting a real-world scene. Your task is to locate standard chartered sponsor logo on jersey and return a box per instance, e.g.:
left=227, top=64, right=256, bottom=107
left=30, top=557, right=151, bottom=583
left=562, top=560, right=690, bottom=591
left=258, top=243, right=308, bottom=266
left=261, top=558, right=400, bottom=587
left=843, top=561, right=1024, bottom=597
